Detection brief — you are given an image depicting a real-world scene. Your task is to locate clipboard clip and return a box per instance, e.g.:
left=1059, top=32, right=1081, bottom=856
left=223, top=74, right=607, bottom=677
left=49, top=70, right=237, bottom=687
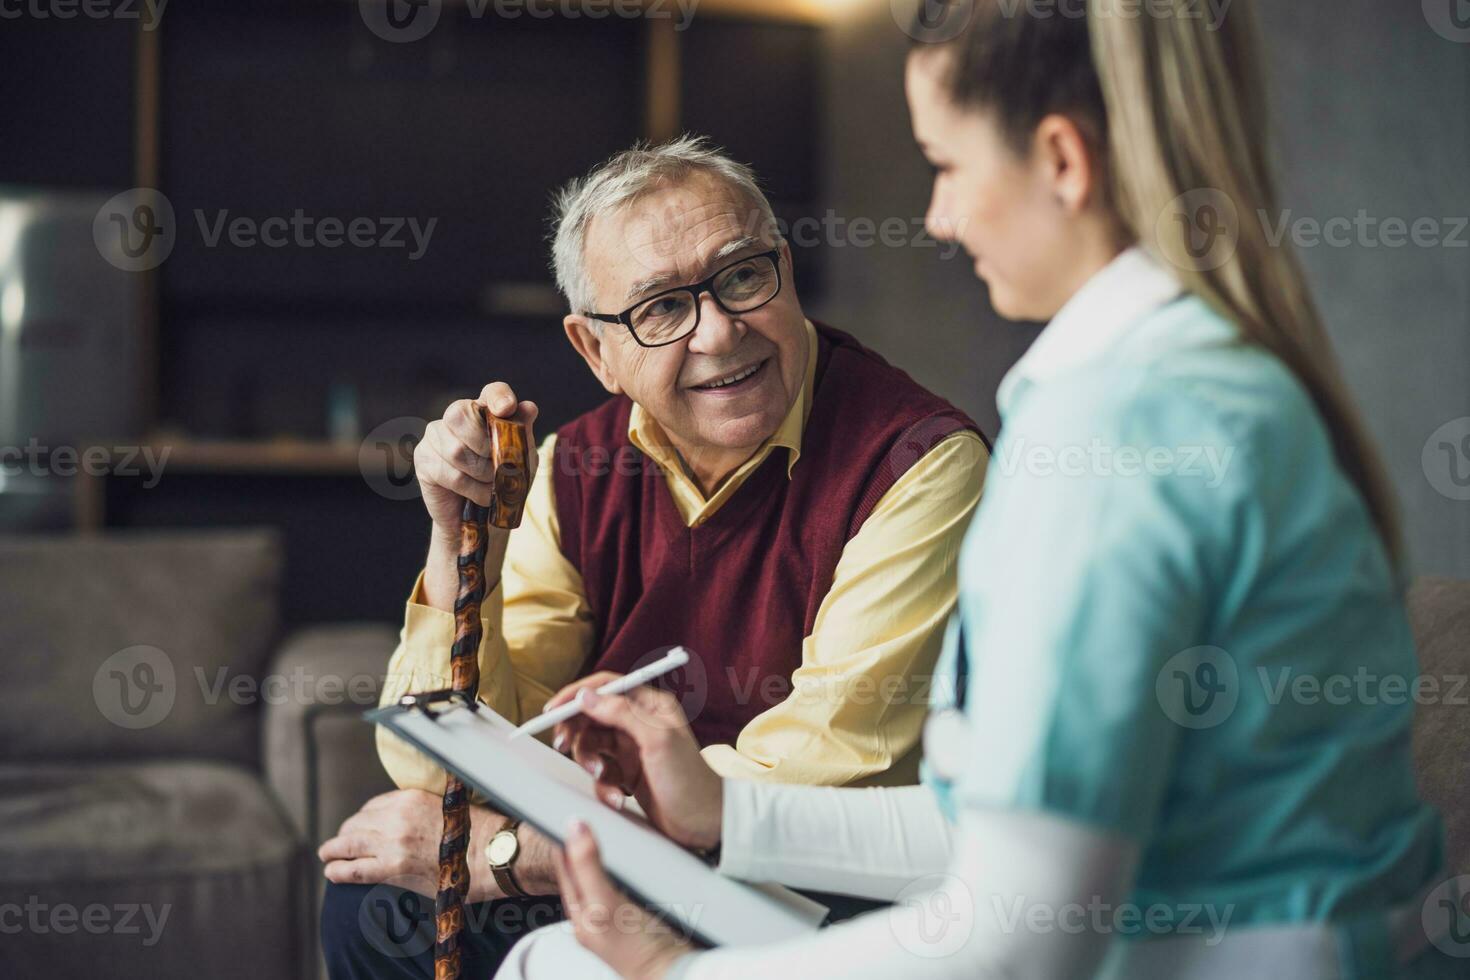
left=397, top=688, right=480, bottom=720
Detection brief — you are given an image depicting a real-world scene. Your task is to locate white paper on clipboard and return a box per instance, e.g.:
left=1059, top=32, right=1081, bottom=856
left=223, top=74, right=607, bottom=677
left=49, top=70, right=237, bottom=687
left=367, top=698, right=828, bottom=948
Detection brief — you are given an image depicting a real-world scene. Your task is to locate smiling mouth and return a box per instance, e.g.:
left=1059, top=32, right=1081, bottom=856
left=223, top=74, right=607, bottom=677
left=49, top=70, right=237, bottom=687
left=689, top=359, right=768, bottom=392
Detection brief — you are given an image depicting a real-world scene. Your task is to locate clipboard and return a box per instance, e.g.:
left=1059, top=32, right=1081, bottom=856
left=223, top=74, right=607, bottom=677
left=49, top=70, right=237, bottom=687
left=366, top=692, right=828, bottom=948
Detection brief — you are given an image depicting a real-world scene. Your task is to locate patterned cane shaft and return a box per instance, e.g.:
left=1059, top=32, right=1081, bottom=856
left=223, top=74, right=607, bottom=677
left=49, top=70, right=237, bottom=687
left=434, top=495, right=488, bottom=980
left=433, top=407, right=527, bottom=980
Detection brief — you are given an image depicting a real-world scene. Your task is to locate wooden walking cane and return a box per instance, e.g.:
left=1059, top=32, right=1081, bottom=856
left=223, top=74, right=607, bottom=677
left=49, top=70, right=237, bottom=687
left=435, top=407, right=529, bottom=980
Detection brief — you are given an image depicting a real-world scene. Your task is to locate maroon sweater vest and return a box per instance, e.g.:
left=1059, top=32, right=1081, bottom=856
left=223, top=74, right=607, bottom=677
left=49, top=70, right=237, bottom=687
left=552, top=324, right=983, bottom=747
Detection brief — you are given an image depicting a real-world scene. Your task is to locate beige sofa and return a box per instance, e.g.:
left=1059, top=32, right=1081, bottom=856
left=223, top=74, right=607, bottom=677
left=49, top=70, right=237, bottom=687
left=0, top=531, right=1465, bottom=978
left=0, top=530, right=396, bottom=979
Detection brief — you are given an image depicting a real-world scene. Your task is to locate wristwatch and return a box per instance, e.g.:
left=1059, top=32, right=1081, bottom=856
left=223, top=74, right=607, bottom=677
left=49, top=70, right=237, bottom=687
left=485, top=819, right=528, bottom=898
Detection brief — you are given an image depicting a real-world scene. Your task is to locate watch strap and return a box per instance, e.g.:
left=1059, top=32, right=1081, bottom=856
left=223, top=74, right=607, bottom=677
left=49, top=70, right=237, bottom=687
left=490, top=820, right=527, bottom=899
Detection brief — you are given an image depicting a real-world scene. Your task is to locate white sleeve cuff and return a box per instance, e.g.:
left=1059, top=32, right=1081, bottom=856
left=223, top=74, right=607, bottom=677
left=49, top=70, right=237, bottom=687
left=717, top=780, right=954, bottom=901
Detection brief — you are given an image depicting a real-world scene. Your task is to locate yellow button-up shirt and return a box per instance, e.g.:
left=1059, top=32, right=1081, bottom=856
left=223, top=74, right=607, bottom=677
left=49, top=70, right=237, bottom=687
left=379, top=320, right=988, bottom=789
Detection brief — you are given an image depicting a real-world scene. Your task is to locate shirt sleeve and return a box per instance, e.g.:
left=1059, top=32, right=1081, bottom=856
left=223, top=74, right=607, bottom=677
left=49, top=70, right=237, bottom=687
left=671, top=808, right=1136, bottom=980
left=947, top=378, right=1225, bottom=839
left=376, top=432, right=596, bottom=793
left=716, top=780, right=953, bottom=901
left=700, top=430, right=988, bottom=786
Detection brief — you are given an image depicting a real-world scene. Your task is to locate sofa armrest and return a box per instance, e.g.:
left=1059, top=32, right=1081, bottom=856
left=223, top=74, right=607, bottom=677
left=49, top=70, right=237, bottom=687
left=262, top=624, right=400, bottom=846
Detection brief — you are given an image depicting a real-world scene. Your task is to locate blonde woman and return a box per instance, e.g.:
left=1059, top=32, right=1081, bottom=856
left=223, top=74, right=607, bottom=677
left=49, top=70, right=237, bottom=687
left=498, top=1, right=1461, bottom=977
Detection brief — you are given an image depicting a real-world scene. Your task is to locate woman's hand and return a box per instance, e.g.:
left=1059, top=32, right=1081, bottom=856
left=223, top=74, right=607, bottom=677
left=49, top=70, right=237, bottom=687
left=545, top=677, right=723, bottom=851
left=556, top=819, right=694, bottom=980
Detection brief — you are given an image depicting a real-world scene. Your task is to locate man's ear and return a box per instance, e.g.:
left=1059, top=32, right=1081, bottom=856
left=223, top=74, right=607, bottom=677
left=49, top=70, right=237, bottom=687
left=1033, top=113, right=1100, bottom=214
left=564, top=315, right=624, bottom=396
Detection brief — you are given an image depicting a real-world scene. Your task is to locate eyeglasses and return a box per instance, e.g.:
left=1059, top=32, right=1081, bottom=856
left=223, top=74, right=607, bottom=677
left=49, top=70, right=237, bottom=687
left=584, top=248, right=784, bottom=348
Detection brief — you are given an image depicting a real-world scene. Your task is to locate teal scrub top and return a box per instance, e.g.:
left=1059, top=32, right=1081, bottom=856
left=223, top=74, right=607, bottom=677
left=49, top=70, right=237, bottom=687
left=923, top=292, right=1444, bottom=933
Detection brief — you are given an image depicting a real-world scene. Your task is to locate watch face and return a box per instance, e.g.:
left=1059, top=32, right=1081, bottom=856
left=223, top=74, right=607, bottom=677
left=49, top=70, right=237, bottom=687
left=487, top=831, right=518, bottom=866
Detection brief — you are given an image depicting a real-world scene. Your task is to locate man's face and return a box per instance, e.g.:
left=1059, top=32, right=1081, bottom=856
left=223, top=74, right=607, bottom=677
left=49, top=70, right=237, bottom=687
left=569, top=173, right=809, bottom=466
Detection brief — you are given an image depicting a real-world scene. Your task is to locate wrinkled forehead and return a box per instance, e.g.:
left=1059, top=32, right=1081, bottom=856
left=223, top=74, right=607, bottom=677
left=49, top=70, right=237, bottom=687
left=583, top=172, right=769, bottom=308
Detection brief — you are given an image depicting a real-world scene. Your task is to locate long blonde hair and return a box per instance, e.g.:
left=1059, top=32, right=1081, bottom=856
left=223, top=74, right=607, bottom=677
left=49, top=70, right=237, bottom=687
left=911, top=0, right=1402, bottom=564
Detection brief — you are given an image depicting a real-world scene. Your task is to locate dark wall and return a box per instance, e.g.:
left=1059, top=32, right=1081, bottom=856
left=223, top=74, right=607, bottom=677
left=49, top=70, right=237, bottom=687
left=1, top=5, right=828, bottom=624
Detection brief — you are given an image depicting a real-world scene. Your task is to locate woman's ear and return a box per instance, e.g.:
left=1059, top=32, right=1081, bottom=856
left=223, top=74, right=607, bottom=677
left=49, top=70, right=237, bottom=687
left=1033, top=113, right=1100, bottom=214
left=564, top=315, right=624, bottom=396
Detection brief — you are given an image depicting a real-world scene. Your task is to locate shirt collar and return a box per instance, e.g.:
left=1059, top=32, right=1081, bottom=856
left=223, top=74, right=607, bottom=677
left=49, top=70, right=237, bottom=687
left=628, top=317, right=818, bottom=481
left=995, top=247, right=1184, bottom=416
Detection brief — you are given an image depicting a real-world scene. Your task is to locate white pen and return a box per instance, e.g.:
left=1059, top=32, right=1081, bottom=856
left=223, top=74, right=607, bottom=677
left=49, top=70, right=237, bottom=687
left=507, top=646, right=691, bottom=740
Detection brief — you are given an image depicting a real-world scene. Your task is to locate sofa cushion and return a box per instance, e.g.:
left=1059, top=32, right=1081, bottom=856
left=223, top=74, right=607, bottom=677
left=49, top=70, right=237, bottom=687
left=0, top=530, right=281, bottom=767
left=0, top=760, right=303, bottom=979
left=1407, top=576, right=1470, bottom=875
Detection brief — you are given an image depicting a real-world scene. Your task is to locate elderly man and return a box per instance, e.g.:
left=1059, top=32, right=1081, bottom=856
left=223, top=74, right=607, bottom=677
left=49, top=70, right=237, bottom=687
left=318, top=136, right=988, bottom=978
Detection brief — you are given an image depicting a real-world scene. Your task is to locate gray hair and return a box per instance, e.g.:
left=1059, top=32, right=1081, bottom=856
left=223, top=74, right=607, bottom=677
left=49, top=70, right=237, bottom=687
left=549, top=134, right=782, bottom=317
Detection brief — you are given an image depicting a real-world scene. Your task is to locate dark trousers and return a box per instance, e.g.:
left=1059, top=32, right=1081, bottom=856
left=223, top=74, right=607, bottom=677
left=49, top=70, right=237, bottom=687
left=321, top=880, right=883, bottom=979
left=321, top=881, right=564, bottom=979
